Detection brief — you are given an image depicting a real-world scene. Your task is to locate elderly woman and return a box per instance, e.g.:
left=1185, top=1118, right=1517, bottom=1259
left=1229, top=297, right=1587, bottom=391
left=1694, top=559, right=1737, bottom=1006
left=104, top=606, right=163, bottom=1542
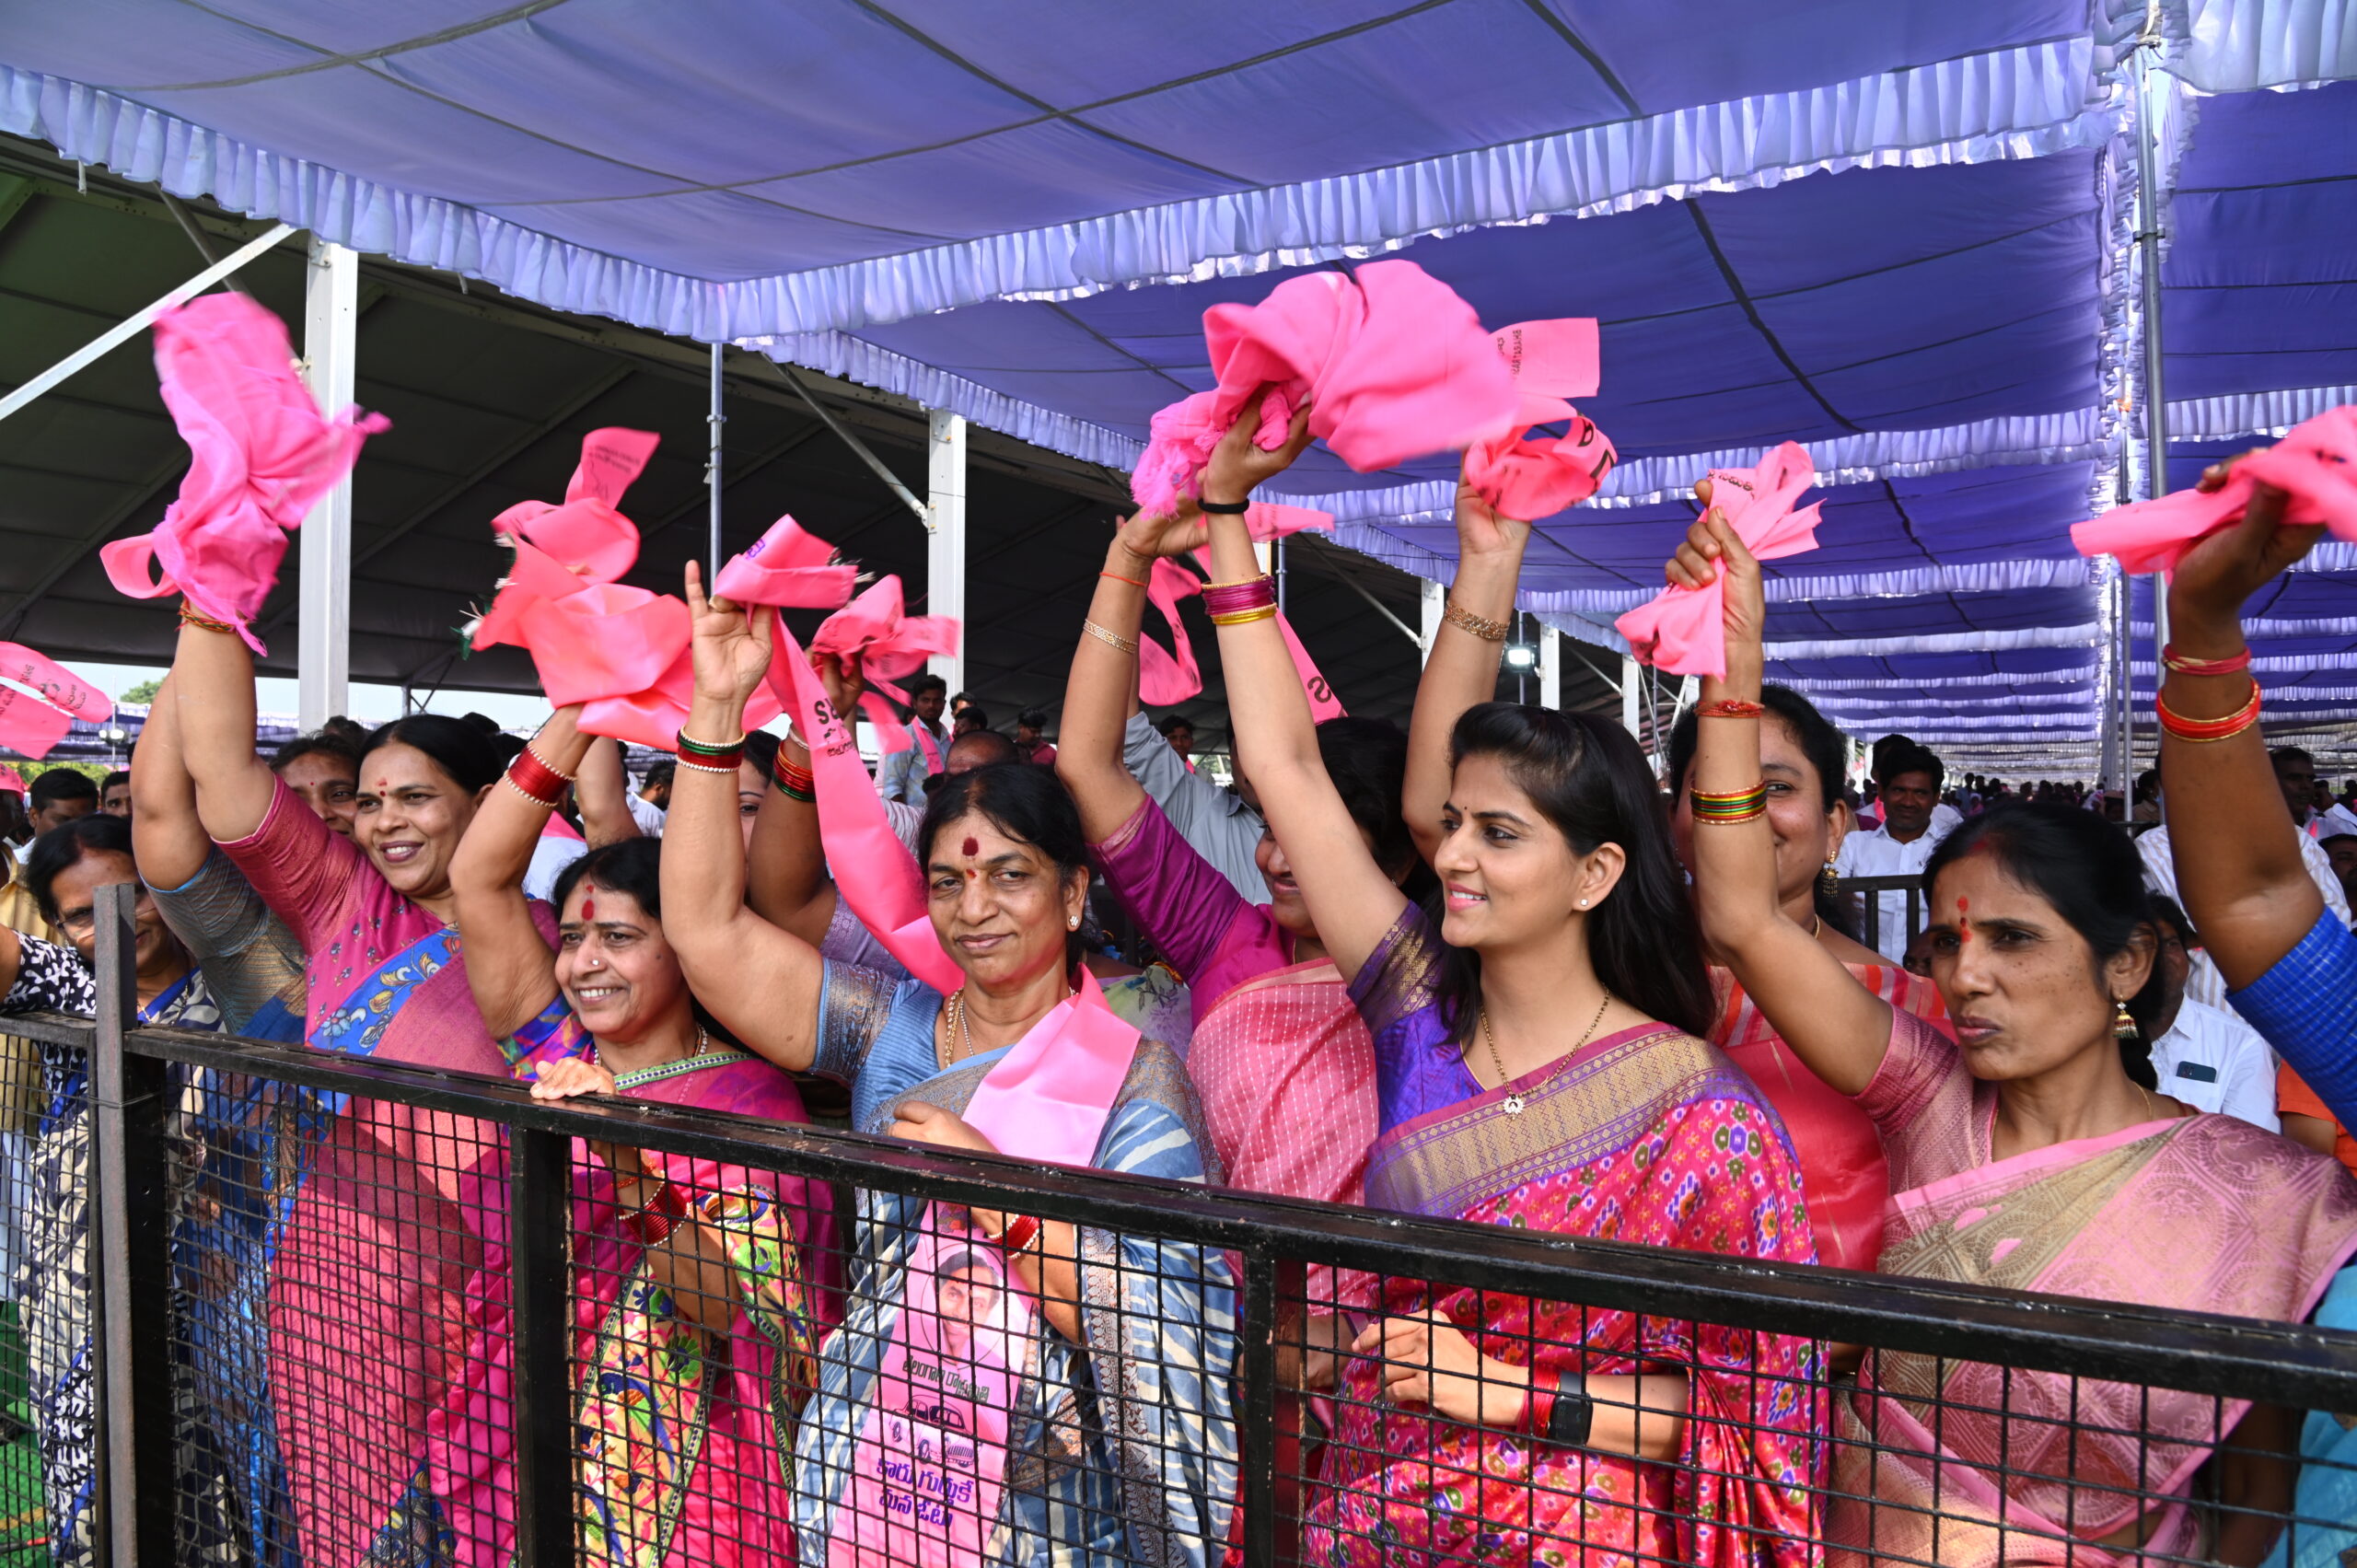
left=1675, top=502, right=2357, bottom=1567
left=433, top=709, right=830, bottom=1568
left=659, top=565, right=1237, bottom=1568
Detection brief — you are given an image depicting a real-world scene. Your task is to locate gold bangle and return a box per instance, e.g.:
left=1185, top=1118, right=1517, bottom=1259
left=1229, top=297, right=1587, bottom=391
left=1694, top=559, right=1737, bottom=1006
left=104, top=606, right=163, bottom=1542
left=1208, top=605, right=1279, bottom=626
left=1081, top=619, right=1138, bottom=656
left=1444, top=601, right=1510, bottom=642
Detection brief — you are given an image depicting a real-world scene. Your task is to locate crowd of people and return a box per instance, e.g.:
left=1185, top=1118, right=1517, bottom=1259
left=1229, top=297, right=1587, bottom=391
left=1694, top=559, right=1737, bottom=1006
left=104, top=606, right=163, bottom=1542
left=0, top=408, right=2350, bottom=1568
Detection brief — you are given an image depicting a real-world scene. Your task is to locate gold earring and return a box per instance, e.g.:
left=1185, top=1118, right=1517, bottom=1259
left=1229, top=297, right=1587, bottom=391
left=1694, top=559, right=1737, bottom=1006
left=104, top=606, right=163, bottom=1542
left=2112, top=998, right=2138, bottom=1040
left=1818, top=852, right=1840, bottom=899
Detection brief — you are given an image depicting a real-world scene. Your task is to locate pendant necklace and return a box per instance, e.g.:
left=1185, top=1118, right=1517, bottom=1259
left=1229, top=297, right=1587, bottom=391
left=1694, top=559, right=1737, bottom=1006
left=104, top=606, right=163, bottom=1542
left=1478, top=990, right=1612, bottom=1115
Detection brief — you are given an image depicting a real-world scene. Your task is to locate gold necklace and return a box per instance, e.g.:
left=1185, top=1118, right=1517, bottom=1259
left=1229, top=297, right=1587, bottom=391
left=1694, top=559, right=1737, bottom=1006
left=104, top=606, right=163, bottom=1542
left=941, top=983, right=1073, bottom=1066
left=1479, top=990, right=1613, bottom=1115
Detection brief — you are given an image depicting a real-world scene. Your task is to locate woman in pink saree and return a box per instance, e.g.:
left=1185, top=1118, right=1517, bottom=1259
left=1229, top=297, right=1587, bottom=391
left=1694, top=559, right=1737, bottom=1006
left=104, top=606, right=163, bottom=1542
left=1667, top=686, right=1952, bottom=1270
left=1673, top=503, right=2357, bottom=1567
left=172, top=614, right=538, bottom=1567
left=1200, top=404, right=1822, bottom=1567
left=436, top=710, right=829, bottom=1567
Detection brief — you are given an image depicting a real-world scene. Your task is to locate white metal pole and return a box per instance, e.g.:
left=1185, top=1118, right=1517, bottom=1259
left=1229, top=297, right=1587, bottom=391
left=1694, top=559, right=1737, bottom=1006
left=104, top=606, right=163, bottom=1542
left=707, top=343, right=726, bottom=582
left=1620, top=656, right=1641, bottom=738
left=297, top=237, right=358, bottom=731
left=2134, top=42, right=2173, bottom=778
left=1419, top=580, right=1444, bottom=666
left=0, top=222, right=295, bottom=427
left=926, top=410, right=968, bottom=694
left=1539, top=626, right=1562, bottom=710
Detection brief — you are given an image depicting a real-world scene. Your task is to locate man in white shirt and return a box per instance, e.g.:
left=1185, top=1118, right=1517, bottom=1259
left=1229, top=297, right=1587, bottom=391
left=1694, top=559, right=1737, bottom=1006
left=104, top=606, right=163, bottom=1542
left=1837, top=743, right=1952, bottom=961
left=2140, top=897, right=2280, bottom=1130
left=877, top=674, right=953, bottom=805
left=2137, top=819, right=2352, bottom=1011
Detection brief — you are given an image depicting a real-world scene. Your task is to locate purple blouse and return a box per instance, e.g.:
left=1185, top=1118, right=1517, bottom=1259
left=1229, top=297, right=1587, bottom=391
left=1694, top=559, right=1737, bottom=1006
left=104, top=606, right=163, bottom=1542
left=1349, top=903, right=1481, bottom=1132
left=1091, top=796, right=1287, bottom=1025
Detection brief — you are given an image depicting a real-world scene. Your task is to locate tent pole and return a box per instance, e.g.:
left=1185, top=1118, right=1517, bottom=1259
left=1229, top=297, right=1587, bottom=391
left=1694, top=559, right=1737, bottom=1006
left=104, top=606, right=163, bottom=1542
left=707, top=343, right=726, bottom=582
left=297, top=236, right=358, bottom=731
left=926, top=410, right=968, bottom=695
left=0, top=221, right=295, bottom=426
left=2133, top=39, right=2173, bottom=782
left=1539, top=627, right=1562, bottom=710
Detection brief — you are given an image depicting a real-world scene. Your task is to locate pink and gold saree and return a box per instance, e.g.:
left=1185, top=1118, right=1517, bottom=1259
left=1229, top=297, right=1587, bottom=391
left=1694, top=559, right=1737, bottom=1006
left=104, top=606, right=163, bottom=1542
left=1834, top=1010, right=2357, bottom=1567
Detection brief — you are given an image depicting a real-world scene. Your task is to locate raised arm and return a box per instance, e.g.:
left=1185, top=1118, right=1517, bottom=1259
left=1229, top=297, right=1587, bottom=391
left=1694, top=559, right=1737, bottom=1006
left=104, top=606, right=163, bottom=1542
left=573, top=737, right=643, bottom=850
left=745, top=653, right=865, bottom=947
left=1201, top=394, right=1401, bottom=978
left=450, top=707, right=596, bottom=1039
left=1403, top=465, right=1531, bottom=864
left=128, top=672, right=210, bottom=891
left=1057, top=506, right=1210, bottom=842
left=2158, top=470, right=2328, bottom=985
left=1676, top=505, right=1892, bottom=1096
left=168, top=616, right=279, bottom=842
left=659, top=566, right=824, bottom=1073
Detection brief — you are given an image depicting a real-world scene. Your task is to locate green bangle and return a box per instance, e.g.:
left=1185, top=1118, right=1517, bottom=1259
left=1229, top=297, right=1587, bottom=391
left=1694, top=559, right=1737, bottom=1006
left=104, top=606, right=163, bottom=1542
left=677, top=729, right=746, bottom=759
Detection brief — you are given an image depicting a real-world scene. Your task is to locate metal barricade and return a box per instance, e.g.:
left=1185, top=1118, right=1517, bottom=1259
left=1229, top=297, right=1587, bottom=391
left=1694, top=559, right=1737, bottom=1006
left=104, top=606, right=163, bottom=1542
left=1836, top=873, right=1928, bottom=958
left=13, top=885, right=2354, bottom=1567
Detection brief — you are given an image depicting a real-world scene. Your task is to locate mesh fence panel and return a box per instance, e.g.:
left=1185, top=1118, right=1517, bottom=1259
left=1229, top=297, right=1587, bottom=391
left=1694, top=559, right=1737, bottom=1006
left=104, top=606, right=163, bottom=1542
left=41, top=1019, right=2357, bottom=1568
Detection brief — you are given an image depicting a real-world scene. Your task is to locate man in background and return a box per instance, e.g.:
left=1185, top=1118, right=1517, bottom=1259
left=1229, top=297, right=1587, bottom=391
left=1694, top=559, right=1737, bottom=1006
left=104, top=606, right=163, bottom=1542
left=1838, top=742, right=1954, bottom=961
left=17, top=771, right=97, bottom=864
left=879, top=674, right=952, bottom=805
left=99, top=772, right=132, bottom=819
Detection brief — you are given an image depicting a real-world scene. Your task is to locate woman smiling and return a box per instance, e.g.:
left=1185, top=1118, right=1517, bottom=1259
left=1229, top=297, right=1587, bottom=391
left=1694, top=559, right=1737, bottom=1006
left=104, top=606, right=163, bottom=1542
left=435, top=708, right=829, bottom=1568
left=658, top=564, right=1237, bottom=1568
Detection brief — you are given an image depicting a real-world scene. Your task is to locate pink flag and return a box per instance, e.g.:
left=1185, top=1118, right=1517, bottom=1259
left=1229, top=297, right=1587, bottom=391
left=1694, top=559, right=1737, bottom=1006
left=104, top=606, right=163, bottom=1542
left=2072, top=406, right=2357, bottom=572
left=100, top=294, right=389, bottom=653
left=0, top=643, right=107, bottom=761
left=1132, top=261, right=1518, bottom=517
left=1614, top=443, right=1823, bottom=679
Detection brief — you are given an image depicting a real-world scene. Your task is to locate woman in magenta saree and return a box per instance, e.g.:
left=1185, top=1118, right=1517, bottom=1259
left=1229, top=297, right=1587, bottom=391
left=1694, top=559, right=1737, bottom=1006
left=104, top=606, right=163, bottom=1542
left=1194, top=413, right=1820, bottom=1568
left=435, top=728, right=829, bottom=1567
left=173, top=617, right=538, bottom=1568
left=1672, top=503, right=2357, bottom=1567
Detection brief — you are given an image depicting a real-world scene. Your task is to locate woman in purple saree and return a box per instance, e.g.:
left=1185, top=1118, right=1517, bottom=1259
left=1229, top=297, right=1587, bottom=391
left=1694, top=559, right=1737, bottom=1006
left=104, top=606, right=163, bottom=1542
left=172, top=617, right=540, bottom=1567
left=1672, top=503, right=2357, bottom=1567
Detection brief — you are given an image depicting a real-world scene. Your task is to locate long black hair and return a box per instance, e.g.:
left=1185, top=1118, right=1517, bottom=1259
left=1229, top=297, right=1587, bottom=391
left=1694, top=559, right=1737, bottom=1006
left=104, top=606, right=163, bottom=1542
left=1315, top=716, right=1437, bottom=905
left=1431, top=703, right=1713, bottom=1043
left=1922, top=803, right=2161, bottom=1088
left=359, top=714, right=500, bottom=795
left=1667, top=683, right=1859, bottom=938
left=918, top=763, right=1095, bottom=974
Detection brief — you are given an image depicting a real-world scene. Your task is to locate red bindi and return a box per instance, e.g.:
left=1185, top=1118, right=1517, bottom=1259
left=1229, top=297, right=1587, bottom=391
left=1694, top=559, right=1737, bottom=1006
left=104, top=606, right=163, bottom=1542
left=1956, top=895, right=1971, bottom=942
left=961, top=836, right=979, bottom=858
left=580, top=896, right=595, bottom=920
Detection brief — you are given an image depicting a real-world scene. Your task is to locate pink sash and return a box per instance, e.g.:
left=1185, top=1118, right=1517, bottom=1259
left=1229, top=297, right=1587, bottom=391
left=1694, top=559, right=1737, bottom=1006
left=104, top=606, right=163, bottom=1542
left=0, top=643, right=106, bottom=760
left=834, top=976, right=1140, bottom=1568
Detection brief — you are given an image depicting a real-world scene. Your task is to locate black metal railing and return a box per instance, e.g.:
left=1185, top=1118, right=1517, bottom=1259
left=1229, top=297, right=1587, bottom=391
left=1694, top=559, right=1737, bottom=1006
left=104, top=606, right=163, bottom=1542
left=1835, top=872, right=1926, bottom=955
left=20, top=885, right=2357, bottom=1567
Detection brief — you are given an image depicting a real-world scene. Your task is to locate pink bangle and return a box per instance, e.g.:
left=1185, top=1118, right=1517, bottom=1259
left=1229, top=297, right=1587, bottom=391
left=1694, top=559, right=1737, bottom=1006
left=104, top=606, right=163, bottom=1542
left=1201, top=575, right=1276, bottom=617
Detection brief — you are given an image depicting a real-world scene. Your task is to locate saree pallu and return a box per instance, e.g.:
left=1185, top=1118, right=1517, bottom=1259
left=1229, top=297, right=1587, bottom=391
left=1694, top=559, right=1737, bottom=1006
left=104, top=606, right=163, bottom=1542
left=795, top=964, right=1240, bottom=1568
left=264, top=928, right=531, bottom=1568
left=1710, top=962, right=1947, bottom=1272
left=1831, top=1114, right=2357, bottom=1568
left=1306, top=1026, right=1823, bottom=1568
left=428, top=1013, right=829, bottom=1568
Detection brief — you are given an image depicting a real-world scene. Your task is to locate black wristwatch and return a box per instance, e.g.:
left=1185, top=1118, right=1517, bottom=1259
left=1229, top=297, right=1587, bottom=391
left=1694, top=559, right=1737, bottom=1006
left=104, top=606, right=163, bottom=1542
left=1547, top=1373, right=1594, bottom=1447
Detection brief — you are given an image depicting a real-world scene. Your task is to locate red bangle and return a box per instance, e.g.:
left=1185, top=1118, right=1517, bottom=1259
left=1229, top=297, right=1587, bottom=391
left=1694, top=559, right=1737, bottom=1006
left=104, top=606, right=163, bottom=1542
left=1696, top=700, right=1765, bottom=719
left=624, top=1178, right=689, bottom=1248
left=1523, top=1375, right=1554, bottom=1435
left=771, top=751, right=816, bottom=802
left=1201, top=575, right=1276, bottom=617
left=993, top=1214, right=1041, bottom=1254
left=2161, top=644, right=2252, bottom=678
left=2156, top=681, right=2262, bottom=743
left=505, top=747, right=570, bottom=808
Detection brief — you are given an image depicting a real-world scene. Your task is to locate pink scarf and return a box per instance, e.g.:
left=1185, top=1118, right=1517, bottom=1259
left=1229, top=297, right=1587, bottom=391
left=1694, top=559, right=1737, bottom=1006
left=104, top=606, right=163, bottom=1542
left=1615, top=442, right=1823, bottom=678
left=101, top=294, right=389, bottom=652
left=1137, top=516, right=1347, bottom=720
left=0, top=644, right=106, bottom=760
left=1463, top=319, right=1619, bottom=518
left=1130, top=261, right=1518, bottom=518
left=833, top=976, right=1138, bottom=1568
left=2073, top=404, right=2357, bottom=571
left=800, top=576, right=958, bottom=754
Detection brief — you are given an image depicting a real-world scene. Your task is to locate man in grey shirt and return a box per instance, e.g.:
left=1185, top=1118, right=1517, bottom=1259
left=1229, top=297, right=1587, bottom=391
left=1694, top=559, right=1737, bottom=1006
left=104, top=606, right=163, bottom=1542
left=1121, top=711, right=1265, bottom=901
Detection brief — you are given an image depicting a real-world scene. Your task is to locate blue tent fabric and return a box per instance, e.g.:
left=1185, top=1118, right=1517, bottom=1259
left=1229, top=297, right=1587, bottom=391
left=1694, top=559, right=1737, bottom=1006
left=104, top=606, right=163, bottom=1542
left=0, top=0, right=2352, bottom=756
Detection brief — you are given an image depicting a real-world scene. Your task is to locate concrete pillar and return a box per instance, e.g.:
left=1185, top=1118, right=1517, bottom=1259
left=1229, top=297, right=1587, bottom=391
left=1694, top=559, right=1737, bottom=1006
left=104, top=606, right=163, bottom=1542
left=1538, top=627, right=1562, bottom=710
left=925, top=410, right=968, bottom=694
left=1419, top=580, right=1445, bottom=666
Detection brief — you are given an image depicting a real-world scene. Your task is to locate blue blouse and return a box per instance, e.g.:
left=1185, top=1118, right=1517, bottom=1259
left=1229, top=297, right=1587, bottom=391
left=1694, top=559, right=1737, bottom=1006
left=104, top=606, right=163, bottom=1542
left=2230, top=909, right=2357, bottom=1129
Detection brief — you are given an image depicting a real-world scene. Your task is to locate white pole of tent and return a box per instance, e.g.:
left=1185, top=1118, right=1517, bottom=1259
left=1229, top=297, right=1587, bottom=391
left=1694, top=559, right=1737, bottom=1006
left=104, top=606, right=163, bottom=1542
left=0, top=221, right=295, bottom=427
left=297, top=237, right=358, bottom=731
left=707, top=343, right=726, bottom=583
left=1539, top=627, right=1562, bottom=710
left=2133, top=39, right=2173, bottom=774
left=926, top=410, right=968, bottom=694
left=1620, top=656, right=1641, bottom=738
left=1419, top=580, right=1445, bottom=665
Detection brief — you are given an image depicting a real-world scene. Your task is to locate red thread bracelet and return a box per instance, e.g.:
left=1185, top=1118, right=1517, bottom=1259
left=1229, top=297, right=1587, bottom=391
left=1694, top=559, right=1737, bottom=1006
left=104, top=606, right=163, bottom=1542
left=1099, top=570, right=1149, bottom=589
left=1696, top=700, right=1765, bottom=719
